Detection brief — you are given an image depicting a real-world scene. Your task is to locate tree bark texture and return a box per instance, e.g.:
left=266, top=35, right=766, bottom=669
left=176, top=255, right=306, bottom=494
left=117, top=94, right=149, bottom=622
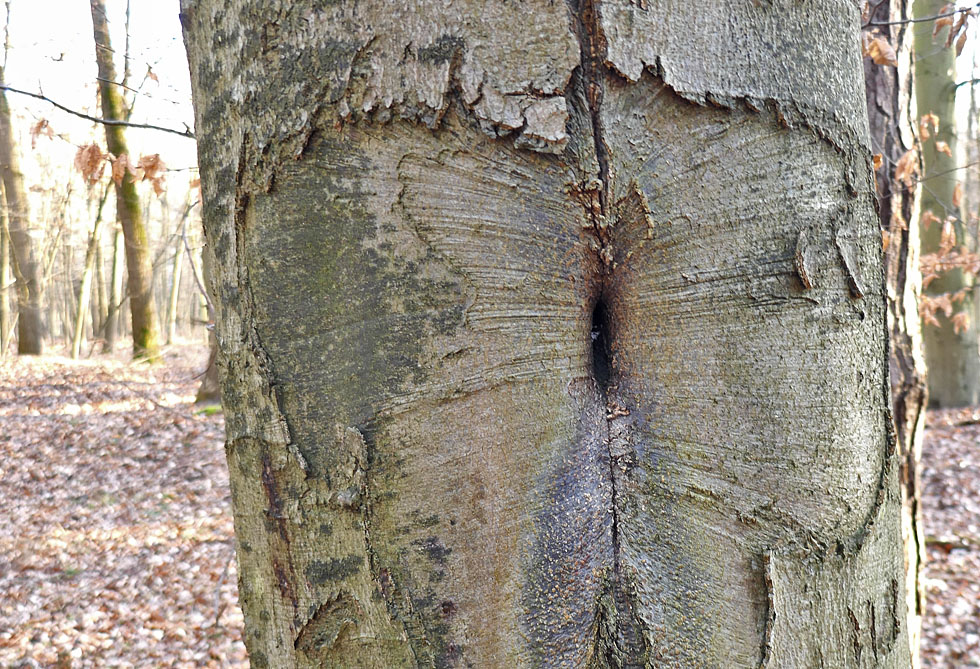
left=183, top=1, right=912, bottom=666
left=912, top=0, right=980, bottom=407
left=0, top=66, right=43, bottom=355
left=90, top=0, right=160, bottom=359
left=864, top=1, right=926, bottom=662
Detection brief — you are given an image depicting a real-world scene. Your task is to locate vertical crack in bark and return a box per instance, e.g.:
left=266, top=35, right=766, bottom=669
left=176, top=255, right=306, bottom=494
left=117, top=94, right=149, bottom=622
left=575, top=1, right=648, bottom=664
left=574, top=0, right=612, bottom=270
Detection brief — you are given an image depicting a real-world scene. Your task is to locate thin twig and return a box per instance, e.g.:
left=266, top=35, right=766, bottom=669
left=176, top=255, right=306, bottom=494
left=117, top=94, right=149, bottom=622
left=864, top=3, right=979, bottom=27
left=0, top=84, right=195, bottom=138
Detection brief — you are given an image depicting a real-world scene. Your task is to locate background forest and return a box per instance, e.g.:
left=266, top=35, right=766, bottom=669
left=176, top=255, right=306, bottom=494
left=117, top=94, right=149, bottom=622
left=1, top=0, right=979, bottom=666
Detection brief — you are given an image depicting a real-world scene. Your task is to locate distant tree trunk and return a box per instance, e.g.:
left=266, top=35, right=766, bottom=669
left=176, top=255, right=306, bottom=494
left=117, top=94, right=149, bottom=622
left=913, top=0, right=980, bottom=407
left=89, top=0, right=160, bottom=359
left=72, top=191, right=108, bottom=359
left=185, top=0, right=913, bottom=665
left=104, top=226, right=124, bottom=351
left=167, top=219, right=185, bottom=344
left=94, top=236, right=108, bottom=337
left=1, top=184, right=10, bottom=354
left=864, top=1, right=926, bottom=663
left=0, top=65, right=42, bottom=354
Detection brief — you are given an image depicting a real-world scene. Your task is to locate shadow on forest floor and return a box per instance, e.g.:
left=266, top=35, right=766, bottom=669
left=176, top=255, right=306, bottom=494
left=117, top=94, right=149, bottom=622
left=0, top=347, right=977, bottom=667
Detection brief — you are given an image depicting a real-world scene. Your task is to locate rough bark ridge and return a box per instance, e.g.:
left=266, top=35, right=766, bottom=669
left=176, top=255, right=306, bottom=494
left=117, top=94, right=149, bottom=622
left=182, top=0, right=912, bottom=666
left=864, top=0, right=926, bottom=662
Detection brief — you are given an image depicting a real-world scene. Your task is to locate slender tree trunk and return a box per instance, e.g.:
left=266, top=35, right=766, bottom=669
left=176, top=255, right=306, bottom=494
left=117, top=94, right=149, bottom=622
left=184, top=1, right=912, bottom=665
left=1, top=183, right=10, bottom=355
left=167, top=219, right=185, bottom=344
left=90, top=0, right=160, bottom=359
left=0, top=65, right=42, bottom=354
left=94, top=238, right=107, bottom=338
left=913, top=0, right=980, bottom=407
left=104, top=227, right=124, bottom=351
left=72, top=191, right=109, bottom=359
left=864, top=1, right=926, bottom=663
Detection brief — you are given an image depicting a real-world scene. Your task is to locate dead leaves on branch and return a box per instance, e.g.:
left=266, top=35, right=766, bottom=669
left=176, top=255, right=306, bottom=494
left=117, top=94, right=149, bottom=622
left=73, top=143, right=107, bottom=185
left=73, top=143, right=167, bottom=195
left=862, top=30, right=898, bottom=66
left=934, top=3, right=976, bottom=55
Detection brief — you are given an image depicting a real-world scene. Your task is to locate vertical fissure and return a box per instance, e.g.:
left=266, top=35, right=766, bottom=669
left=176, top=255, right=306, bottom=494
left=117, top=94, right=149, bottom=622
left=574, top=2, right=648, bottom=663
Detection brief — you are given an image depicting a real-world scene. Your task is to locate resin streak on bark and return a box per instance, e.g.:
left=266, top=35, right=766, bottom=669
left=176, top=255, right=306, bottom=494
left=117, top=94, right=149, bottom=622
left=182, top=0, right=912, bottom=665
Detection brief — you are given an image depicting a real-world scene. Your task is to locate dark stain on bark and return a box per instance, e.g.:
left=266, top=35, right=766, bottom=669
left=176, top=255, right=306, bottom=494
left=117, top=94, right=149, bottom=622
left=306, top=556, right=365, bottom=585
left=412, top=536, right=452, bottom=566
left=418, top=35, right=464, bottom=64
left=260, top=451, right=289, bottom=543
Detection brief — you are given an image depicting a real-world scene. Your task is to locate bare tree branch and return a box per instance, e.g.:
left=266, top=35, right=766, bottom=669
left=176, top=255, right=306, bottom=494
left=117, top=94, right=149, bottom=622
left=864, top=2, right=979, bottom=27
left=0, top=84, right=195, bottom=139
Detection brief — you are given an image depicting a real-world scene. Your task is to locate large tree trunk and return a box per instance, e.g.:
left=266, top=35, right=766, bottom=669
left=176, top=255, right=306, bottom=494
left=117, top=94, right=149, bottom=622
left=90, top=0, right=160, bottom=359
left=0, top=66, right=42, bottom=355
left=864, top=1, right=926, bottom=663
left=913, top=0, right=980, bottom=407
left=183, top=1, right=913, bottom=666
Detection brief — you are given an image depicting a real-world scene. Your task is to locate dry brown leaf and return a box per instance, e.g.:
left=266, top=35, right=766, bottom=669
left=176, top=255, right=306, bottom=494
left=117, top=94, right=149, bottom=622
left=951, top=310, right=970, bottom=334
left=936, top=140, right=953, bottom=158
left=873, top=153, right=883, bottom=170
left=895, top=148, right=919, bottom=187
left=947, top=12, right=969, bottom=47
left=868, top=36, right=898, bottom=66
left=881, top=228, right=891, bottom=253
left=110, top=153, right=137, bottom=186
left=920, top=112, right=940, bottom=139
left=74, top=143, right=107, bottom=185
left=137, top=154, right=167, bottom=196
left=954, top=181, right=964, bottom=208
left=146, top=65, right=159, bottom=84
left=861, top=30, right=875, bottom=56
left=922, top=210, right=942, bottom=229
left=29, top=119, right=54, bottom=149
left=956, top=29, right=969, bottom=56
left=934, top=4, right=955, bottom=37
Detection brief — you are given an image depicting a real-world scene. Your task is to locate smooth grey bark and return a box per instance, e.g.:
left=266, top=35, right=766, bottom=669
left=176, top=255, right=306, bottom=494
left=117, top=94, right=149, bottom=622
left=913, top=0, right=980, bottom=407
left=183, top=0, right=912, bottom=666
left=864, top=1, right=926, bottom=662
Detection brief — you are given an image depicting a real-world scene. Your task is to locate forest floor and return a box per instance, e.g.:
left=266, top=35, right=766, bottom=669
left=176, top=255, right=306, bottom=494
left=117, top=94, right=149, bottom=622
left=0, top=348, right=977, bottom=667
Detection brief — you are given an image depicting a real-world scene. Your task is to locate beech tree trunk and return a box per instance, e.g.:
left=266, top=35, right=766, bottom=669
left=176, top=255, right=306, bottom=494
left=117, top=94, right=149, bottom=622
left=183, top=1, right=913, bottom=666
left=90, top=0, right=160, bottom=359
left=864, top=1, right=926, bottom=662
left=913, top=0, right=980, bottom=407
left=0, top=65, right=42, bottom=354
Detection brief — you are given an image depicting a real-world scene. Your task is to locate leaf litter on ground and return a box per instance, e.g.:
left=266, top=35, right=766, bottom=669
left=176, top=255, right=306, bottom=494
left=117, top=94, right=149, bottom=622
left=0, top=346, right=246, bottom=668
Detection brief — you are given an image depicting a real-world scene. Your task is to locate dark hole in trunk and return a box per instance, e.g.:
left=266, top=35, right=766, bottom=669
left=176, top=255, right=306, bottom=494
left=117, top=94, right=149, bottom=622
left=591, top=298, right=612, bottom=392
